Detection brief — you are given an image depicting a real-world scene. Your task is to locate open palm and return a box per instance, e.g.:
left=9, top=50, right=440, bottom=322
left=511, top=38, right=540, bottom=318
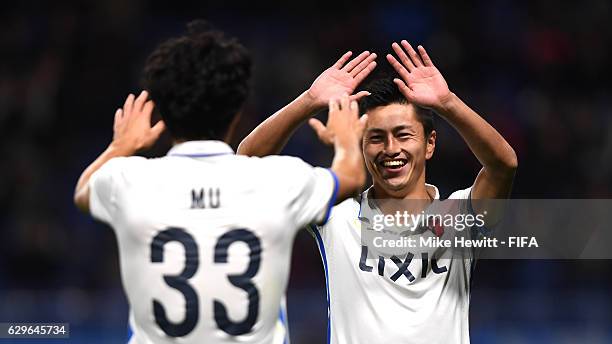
left=308, top=51, right=377, bottom=108
left=386, top=40, right=451, bottom=110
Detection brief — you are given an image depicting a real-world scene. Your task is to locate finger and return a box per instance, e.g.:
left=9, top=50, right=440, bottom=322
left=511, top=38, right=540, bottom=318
left=349, top=100, right=359, bottom=118
left=354, top=61, right=377, bottom=85
left=401, top=40, right=424, bottom=67
left=329, top=98, right=340, bottom=113
left=359, top=114, right=369, bottom=127
left=113, top=108, right=123, bottom=131
left=150, top=120, right=166, bottom=138
left=349, top=91, right=371, bottom=102
left=393, top=78, right=415, bottom=101
left=341, top=51, right=370, bottom=73
left=332, top=51, right=353, bottom=69
left=123, top=94, right=135, bottom=115
left=392, top=42, right=415, bottom=71
left=357, top=114, right=369, bottom=137
left=418, top=45, right=434, bottom=67
left=349, top=53, right=377, bottom=77
left=340, top=95, right=350, bottom=112
left=142, top=100, right=155, bottom=121
left=386, top=54, right=411, bottom=82
left=134, top=90, right=148, bottom=113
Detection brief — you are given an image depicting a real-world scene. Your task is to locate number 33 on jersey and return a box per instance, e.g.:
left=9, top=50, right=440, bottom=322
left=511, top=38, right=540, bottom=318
left=88, top=141, right=338, bottom=344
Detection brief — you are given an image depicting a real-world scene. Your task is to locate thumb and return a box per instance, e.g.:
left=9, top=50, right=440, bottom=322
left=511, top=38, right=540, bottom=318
left=349, top=91, right=371, bottom=102
left=150, top=120, right=166, bottom=139
left=308, top=118, right=333, bottom=146
left=308, top=118, right=326, bottom=136
left=356, top=114, right=368, bottom=137
left=393, top=78, right=415, bottom=101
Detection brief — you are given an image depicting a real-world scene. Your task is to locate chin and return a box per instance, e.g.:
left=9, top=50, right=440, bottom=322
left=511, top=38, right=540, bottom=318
left=378, top=179, right=410, bottom=195
left=385, top=176, right=410, bottom=188
left=386, top=183, right=409, bottom=193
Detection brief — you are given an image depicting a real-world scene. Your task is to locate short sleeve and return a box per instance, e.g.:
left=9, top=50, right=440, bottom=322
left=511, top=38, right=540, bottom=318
left=449, top=186, right=494, bottom=261
left=448, top=187, right=471, bottom=202
left=89, top=157, right=127, bottom=224
left=448, top=186, right=475, bottom=216
left=265, top=156, right=338, bottom=228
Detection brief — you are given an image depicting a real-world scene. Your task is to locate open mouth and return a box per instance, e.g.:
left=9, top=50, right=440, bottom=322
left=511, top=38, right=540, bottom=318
left=379, top=158, right=408, bottom=171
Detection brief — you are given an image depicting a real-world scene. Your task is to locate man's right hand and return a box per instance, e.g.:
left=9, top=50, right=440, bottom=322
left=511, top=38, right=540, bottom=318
left=306, top=51, right=377, bottom=109
left=237, top=51, right=375, bottom=157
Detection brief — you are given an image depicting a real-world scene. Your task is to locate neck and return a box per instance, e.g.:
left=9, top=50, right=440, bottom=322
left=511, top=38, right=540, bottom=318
left=171, top=136, right=231, bottom=146
left=372, top=171, right=431, bottom=200
left=371, top=173, right=432, bottom=216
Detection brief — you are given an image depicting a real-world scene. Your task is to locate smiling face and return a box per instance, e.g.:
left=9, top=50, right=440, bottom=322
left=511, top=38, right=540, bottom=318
left=363, top=103, right=436, bottom=199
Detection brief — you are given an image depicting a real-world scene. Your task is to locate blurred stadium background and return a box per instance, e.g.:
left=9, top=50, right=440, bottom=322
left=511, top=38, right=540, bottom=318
left=1, top=0, right=612, bottom=343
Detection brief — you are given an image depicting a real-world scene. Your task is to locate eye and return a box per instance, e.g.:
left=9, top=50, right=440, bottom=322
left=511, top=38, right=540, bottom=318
left=368, top=135, right=383, bottom=143
left=396, top=132, right=412, bottom=139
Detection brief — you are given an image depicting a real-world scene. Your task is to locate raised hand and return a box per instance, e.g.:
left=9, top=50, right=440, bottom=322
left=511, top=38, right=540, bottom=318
left=308, top=95, right=368, bottom=147
left=307, top=51, right=377, bottom=109
left=386, top=40, right=452, bottom=112
left=111, top=90, right=165, bottom=154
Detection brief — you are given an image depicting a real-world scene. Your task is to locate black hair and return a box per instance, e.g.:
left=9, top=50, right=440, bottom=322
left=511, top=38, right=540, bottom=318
left=142, top=20, right=252, bottom=141
left=358, top=78, right=434, bottom=137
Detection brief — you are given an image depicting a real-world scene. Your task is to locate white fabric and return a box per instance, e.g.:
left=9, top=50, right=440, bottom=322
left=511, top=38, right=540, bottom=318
left=89, top=140, right=336, bottom=344
left=311, top=184, right=476, bottom=344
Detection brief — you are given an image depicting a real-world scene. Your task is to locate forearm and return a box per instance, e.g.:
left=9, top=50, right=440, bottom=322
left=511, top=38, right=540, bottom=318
left=237, top=91, right=321, bottom=156
left=435, top=93, right=518, bottom=175
left=74, top=145, right=133, bottom=213
left=331, top=143, right=366, bottom=203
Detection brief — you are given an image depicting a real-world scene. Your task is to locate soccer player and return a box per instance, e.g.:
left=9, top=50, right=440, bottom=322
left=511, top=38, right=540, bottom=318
left=238, top=41, right=517, bottom=343
left=73, top=21, right=370, bottom=343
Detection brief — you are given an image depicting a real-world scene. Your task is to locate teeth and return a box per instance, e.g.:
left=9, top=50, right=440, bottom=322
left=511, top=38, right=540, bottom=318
left=382, top=160, right=406, bottom=167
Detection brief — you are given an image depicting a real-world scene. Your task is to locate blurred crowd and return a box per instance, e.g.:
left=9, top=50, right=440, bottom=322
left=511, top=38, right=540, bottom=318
left=1, top=1, right=611, bottom=342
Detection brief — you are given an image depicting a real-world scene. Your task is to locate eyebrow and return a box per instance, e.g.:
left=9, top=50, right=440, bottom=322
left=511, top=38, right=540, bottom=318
left=366, top=128, right=385, bottom=134
left=393, top=125, right=415, bottom=132
left=366, top=125, right=415, bottom=133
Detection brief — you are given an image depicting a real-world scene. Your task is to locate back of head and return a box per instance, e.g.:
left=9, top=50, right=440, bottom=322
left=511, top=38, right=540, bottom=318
left=143, top=20, right=252, bottom=141
left=359, top=78, right=434, bottom=137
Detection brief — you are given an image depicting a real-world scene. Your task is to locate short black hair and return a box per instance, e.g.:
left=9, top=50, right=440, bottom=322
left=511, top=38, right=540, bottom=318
left=143, top=20, right=252, bottom=141
left=359, top=78, right=434, bottom=137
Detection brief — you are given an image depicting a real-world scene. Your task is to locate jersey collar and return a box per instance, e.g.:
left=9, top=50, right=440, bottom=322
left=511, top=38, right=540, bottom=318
left=167, top=140, right=235, bottom=158
left=362, top=183, right=440, bottom=202
left=427, top=183, right=440, bottom=200
left=358, top=183, right=440, bottom=219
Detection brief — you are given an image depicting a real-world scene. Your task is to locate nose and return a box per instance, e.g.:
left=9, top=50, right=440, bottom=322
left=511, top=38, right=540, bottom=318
left=383, top=136, right=401, bottom=156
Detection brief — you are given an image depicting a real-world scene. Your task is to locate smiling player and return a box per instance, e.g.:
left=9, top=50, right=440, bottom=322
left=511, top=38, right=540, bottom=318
left=238, top=40, right=517, bottom=343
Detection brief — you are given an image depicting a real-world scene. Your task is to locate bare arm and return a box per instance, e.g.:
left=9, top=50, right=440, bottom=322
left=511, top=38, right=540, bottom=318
left=237, top=91, right=320, bottom=156
left=388, top=41, right=517, bottom=223
left=238, top=51, right=377, bottom=157
left=433, top=94, right=517, bottom=199
left=74, top=91, right=165, bottom=213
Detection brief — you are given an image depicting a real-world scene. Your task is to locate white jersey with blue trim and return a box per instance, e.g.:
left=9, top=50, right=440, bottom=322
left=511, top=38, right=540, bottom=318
left=310, top=184, right=476, bottom=344
left=88, top=140, right=337, bottom=344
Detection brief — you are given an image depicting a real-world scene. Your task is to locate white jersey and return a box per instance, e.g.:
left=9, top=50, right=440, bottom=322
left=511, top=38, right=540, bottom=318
left=310, top=184, right=477, bottom=344
left=89, top=140, right=337, bottom=344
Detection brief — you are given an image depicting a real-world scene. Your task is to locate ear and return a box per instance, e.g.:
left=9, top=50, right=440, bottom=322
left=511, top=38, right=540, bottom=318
left=425, top=130, right=436, bottom=160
